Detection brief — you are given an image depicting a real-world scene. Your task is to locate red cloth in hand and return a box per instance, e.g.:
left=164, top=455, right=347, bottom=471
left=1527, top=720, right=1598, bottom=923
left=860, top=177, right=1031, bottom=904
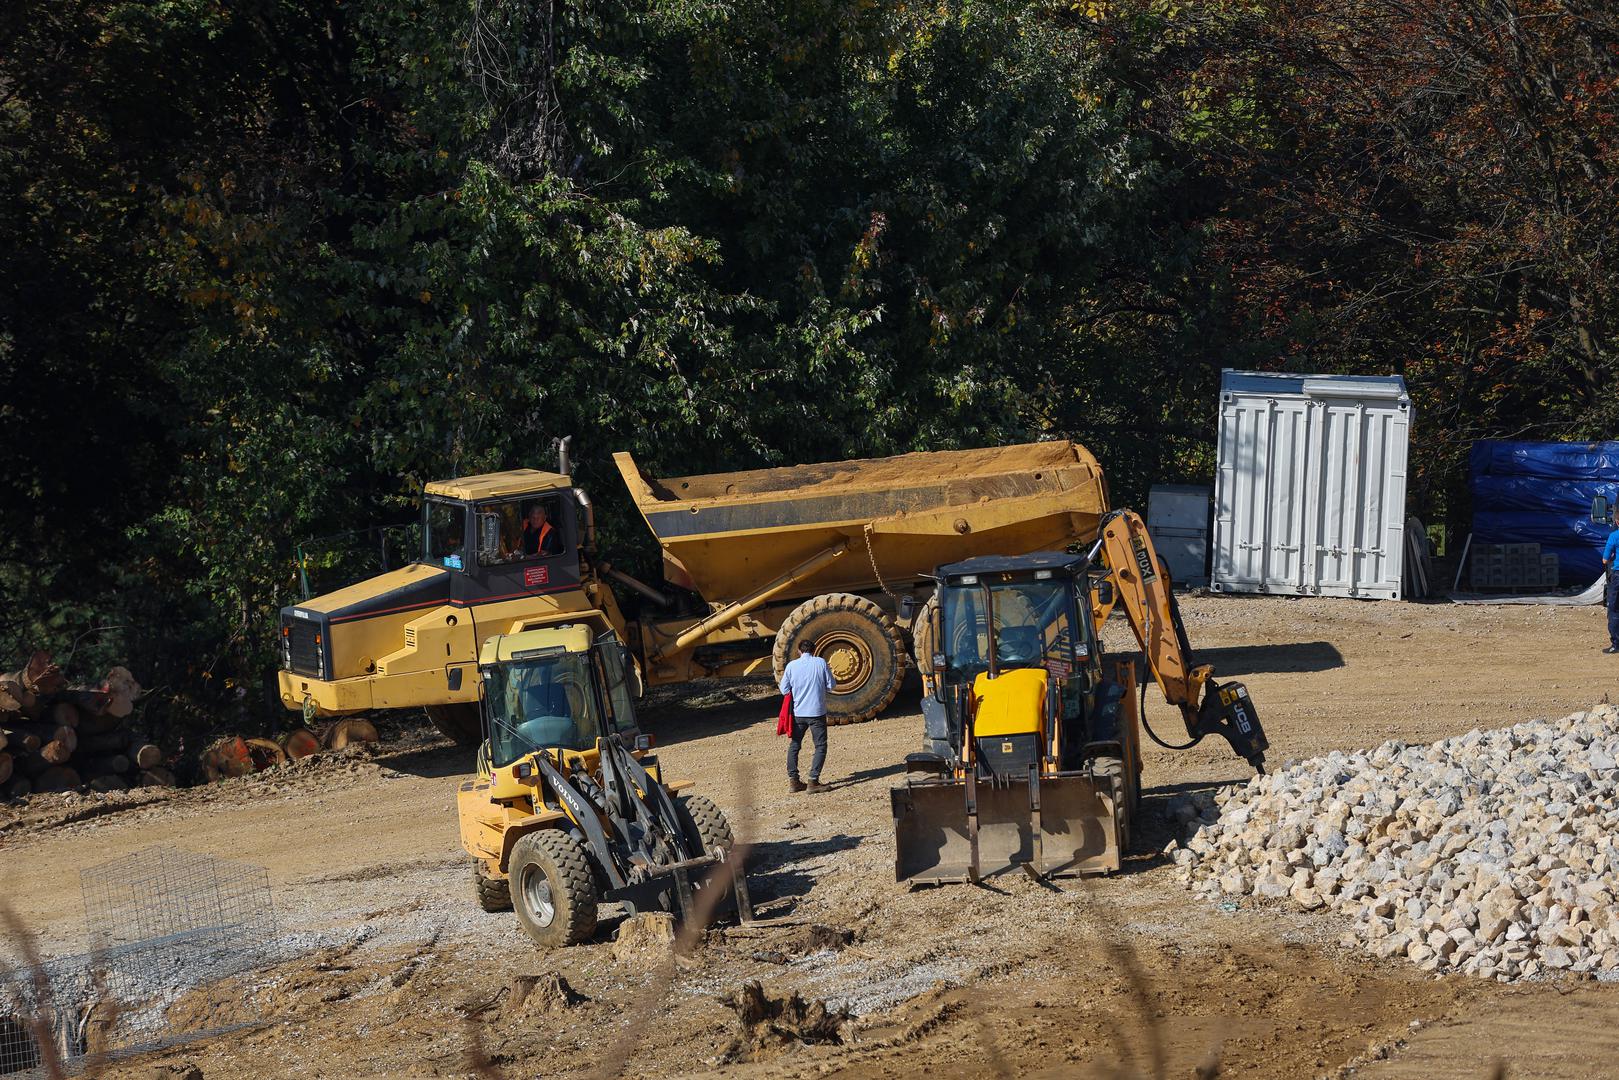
left=776, top=694, right=793, bottom=736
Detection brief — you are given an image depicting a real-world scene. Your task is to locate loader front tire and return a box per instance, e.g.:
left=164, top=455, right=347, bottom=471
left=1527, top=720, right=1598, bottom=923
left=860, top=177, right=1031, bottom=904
left=425, top=703, right=482, bottom=747
left=473, top=861, right=511, bottom=912
left=675, top=793, right=737, bottom=920
left=509, top=830, right=598, bottom=948
left=1092, top=755, right=1139, bottom=855
left=773, top=593, right=906, bottom=725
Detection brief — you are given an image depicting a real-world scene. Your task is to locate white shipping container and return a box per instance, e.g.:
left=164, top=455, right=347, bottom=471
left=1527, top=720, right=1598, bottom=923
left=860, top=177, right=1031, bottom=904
left=1212, top=371, right=1411, bottom=600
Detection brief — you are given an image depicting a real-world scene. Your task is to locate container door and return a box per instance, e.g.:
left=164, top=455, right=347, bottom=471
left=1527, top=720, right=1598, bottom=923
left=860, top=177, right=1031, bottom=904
left=1305, top=397, right=1408, bottom=599
left=1214, top=395, right=1311, bottom=592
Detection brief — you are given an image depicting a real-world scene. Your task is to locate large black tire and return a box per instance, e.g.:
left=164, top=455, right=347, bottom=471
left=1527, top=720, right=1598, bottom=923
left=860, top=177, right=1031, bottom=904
left=509, top=830, right=599, bottom=947
left=772, top=593, right=906, bottom=725
left=473, top=860, right=512, bottom=912
left=911, top=593, right=939, bottom=699
left=675, top=793, right=738, bottom=920
left=425, top=702, right=482, bottom=746
left=1092, top=755, right=1140, bottom=855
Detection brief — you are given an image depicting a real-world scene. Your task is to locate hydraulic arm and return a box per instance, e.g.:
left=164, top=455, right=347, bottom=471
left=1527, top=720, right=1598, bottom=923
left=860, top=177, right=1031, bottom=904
left=1090, top=510, right=1268, bottom=772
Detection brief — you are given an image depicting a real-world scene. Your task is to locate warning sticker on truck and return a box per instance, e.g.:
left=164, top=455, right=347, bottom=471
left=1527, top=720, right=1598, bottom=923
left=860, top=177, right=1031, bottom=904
left=524, top=564, right=550, bottom=587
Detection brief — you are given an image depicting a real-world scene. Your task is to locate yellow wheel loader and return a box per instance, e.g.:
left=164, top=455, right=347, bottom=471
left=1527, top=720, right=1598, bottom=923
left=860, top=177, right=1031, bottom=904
left=456, top=615, right=751, bottom=947
left=892, top=510, right=1268, bottom=883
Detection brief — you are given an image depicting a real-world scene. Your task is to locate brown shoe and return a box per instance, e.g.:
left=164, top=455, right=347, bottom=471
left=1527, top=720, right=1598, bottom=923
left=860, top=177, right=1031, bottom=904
left=805, top=781, right=829, bottom=794
left=788, top=779, right=807, bottom=793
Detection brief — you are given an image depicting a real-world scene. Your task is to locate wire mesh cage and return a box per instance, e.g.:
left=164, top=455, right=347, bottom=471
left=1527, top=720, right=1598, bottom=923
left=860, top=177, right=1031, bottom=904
left=0, top=847, right=278, bottom=1078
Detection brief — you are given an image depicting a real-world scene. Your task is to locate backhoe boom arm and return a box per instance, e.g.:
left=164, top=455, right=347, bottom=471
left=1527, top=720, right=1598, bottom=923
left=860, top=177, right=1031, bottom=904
left=1092, top=510, right=1268, bottom=772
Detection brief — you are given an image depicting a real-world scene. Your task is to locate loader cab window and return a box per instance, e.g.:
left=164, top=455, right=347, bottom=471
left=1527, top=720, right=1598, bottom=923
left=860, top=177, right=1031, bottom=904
left=595, top=634, right=641, bottom=737
left=941, top=577, right=1085, bottom=684
left=424, top=499, right=468, bottom=571
left=484, top=650, right=605, bottom=767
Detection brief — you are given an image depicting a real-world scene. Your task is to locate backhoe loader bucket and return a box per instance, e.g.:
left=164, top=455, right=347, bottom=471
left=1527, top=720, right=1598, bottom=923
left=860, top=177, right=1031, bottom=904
left=891, top=771, right=1120, bottom=884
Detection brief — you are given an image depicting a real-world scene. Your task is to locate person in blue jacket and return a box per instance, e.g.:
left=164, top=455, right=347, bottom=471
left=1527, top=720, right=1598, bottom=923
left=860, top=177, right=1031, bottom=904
left=1605, top=527, right=1619, bottom=653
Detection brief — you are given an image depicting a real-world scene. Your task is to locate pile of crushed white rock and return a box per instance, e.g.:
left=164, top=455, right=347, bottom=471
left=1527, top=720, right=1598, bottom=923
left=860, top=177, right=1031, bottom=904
left=1169, top=703, right=1619, bottom=981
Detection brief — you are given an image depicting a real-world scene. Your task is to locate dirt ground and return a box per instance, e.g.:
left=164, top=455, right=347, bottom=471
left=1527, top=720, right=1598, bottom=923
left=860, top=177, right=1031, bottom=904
left=6, top=593, right=1619, bottom=1079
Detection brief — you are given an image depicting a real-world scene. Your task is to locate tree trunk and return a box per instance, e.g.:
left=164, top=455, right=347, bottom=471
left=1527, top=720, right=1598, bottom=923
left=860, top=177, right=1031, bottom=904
left=279, top=729, right=320, bottom=760
left=0, top=752, right=11, bottom=786
left=322, top=718, right=380, bottom=750
left=87, top=774, right=127, bottom=793
left=136, top=767, right=177, bottom=787
left=78, top=730, right=131, bottom=755
left=133, top=744, right=163, bottom=770
left=34, top=766, right=80, bottom=793
left=77, top=754, right=130, bottom=776
left=40, top=739, right=74, bottom=766
left=7, top=775, right=31, bottom=797
left=48, top=701, right=81, bottom=729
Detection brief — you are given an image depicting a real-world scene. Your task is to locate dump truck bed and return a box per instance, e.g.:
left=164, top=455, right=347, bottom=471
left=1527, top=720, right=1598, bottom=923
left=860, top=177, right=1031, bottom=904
left=613, top=442, right=1108, bottom=604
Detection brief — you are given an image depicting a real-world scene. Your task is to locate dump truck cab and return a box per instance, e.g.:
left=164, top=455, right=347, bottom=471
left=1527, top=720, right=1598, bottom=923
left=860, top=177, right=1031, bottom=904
left=277, top=467, right=620, bottom=743
left=458, top=617, right=751, bottom=948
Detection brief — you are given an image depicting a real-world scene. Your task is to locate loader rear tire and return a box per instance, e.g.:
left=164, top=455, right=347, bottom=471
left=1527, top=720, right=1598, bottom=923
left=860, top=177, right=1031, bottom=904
left=425, top=703, right=482, bottom=747
left=473, top=861, right=511, bottom=912
left=509, top=830, right=598, bottom=947
left=773, top=593, right=906, bottom=725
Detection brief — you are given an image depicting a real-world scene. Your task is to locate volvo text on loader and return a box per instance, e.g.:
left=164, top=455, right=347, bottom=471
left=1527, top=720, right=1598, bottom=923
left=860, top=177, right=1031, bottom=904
left=455, top=613, right=751, bottom=947
left=892, top=510, right=1268, bottom=883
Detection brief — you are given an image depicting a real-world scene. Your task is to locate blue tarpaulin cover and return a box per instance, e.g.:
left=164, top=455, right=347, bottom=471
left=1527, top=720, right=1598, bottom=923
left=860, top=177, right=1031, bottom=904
left=1470, top=440, right=1619, bottom=583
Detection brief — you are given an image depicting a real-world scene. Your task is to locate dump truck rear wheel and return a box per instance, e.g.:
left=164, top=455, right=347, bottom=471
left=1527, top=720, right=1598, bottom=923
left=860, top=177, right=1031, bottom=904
left=773, top=593, right=905, bottom=725
left=473, top=860, right=511, bottom=912
left=425, top=703, right=482, bottom=747
left=509, top=829, right=598, bottom=947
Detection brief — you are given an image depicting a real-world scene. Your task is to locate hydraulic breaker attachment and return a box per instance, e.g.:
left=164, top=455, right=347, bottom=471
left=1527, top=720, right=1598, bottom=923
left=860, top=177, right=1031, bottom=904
left=1193, top=680, right=1268, bottom=773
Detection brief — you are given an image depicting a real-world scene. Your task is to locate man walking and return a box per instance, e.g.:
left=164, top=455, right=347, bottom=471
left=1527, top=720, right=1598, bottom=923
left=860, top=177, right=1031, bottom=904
left=779, top=641, right=834, bottom=793
left=1605, top=525, right=1619, bottom=653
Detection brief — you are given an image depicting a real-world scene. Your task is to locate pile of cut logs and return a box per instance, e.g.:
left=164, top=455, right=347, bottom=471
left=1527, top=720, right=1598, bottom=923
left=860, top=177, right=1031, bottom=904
left=199, top=718, right=379, bottom=782
left=0, top=652, right=162, bottom=797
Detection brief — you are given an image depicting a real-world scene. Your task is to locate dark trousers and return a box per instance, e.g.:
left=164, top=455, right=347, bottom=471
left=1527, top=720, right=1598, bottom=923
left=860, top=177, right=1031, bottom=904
left=787, top=715, right=827, bottom=782
left=1608, top=571, right=1619, bottom=648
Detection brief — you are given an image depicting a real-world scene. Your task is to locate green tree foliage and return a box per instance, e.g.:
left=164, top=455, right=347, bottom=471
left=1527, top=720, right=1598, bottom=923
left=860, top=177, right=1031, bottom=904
left=3, top=0, right=1612, bottom=731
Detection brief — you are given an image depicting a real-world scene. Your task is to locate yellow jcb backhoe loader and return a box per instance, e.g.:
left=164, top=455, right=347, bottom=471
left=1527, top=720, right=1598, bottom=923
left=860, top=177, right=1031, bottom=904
left=892, top=509, right=1267, bottom=883
left=456, top=614, right=751, bottom=947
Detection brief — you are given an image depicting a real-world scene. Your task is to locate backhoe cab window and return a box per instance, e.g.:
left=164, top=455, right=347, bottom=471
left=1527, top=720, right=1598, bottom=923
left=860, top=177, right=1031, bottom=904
left=943, top=578, right=1081, bottom=682
left=424, top=500, right=467, bottom=570
left=485, top=652, right=603, bottom=767
left=476, top=495, right=566, bottom=567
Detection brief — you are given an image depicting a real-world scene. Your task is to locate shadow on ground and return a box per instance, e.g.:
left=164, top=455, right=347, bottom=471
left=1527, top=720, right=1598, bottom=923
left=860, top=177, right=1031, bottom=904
left=1196, top=640, right=1345, bottom=675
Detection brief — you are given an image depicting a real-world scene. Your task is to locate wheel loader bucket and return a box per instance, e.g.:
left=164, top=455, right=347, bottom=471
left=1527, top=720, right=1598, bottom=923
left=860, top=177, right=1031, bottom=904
left=890, top=772, right=1120, bottom=884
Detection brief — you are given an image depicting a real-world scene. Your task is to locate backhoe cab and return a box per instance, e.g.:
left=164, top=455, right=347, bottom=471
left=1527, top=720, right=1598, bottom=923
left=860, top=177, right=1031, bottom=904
left=457, top=617, right=750, bottom=947
left=893, top=511, right=1269, bottom=885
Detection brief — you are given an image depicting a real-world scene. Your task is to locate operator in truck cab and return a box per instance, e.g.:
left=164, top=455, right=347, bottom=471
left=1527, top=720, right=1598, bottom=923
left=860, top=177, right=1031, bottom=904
left=518, top=502, right=563, bottom=558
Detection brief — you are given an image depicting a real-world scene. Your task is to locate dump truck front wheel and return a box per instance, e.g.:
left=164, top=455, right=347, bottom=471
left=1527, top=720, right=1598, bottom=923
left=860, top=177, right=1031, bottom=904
left=773, top=593, right=906, bottom=725
left=473, top=860, right=511, bottom=912
left=509, top=829, right=599, bottom=947
left=425, top=703, right=482, bottom=747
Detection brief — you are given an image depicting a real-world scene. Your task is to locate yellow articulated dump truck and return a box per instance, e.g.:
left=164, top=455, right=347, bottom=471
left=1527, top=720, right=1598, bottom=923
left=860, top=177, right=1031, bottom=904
left=277, top=440, right=1109, bottom=742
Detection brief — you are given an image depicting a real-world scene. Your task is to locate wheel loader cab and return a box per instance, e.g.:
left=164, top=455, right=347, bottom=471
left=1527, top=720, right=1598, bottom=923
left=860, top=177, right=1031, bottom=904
left=929, top=554, right=1110, bottom=772
left=476, top=623, right=642, bottom=799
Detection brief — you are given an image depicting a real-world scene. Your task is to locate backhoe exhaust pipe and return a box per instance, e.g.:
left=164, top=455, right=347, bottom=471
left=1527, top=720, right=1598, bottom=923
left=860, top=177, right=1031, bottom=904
left=554, top=435, right=573, bottom=476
